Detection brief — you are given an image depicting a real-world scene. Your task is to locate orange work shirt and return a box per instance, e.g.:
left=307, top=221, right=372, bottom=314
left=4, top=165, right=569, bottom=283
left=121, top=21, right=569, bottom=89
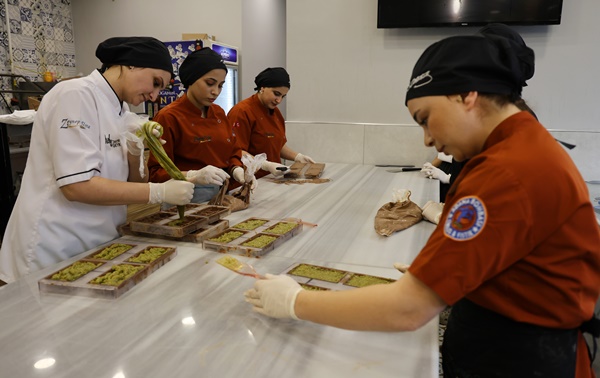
left=228, top=94, right=287, bottom=179
left=409, top=112, right=600, bottom=377
left=148, top=93, right=243, bottom=183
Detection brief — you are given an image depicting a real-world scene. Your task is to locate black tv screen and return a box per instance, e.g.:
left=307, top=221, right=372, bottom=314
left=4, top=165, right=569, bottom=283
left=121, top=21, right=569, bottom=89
left=377, top=0, right=564, bottom=28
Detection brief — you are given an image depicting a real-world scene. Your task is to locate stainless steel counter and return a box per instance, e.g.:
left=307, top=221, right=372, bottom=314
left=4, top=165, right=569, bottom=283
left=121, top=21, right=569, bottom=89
left=0, top=163, right=440, bottom=378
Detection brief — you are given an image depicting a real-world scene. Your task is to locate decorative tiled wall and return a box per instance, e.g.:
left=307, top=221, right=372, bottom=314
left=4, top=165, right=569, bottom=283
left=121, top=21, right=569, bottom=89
left=0, top=0, right=76, bottom=112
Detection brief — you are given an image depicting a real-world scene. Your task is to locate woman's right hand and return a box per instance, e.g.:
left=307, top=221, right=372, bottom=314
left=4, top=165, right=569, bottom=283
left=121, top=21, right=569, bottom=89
left=148, top=180, right=194, bottom=205
left=261, top=161, right=288, bottom=176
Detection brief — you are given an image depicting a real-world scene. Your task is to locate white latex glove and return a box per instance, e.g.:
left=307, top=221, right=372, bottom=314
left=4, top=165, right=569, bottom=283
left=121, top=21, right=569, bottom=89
left=148, top=180, right=194, bottom=205
left=244, top=274, right=303, bottom=319
left=232, top=166, right=245, bottom=184
left=261, top=161, right=288, bottom=177
left=437, top=152, right=453, bottom=163
left=393, top=263, right=410, bottom=273
left=126, top=123, right=165, bottom=156
left=421, top=163, right=450, bottom=184
left=186, top=166, right=230, bottom=186
left=249, top=176, right=258, bottom=191
left=232, top=166, right=258, bottom=190
left=422, top=200, right=444, bottom=224
left=294, top=153, right=315, bottom=164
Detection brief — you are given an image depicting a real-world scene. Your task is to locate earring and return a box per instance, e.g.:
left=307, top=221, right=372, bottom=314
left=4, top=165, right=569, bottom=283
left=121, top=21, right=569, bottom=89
left=129, top=66, right=134, bottom=69
left=259, top=90, right=264, bottom=94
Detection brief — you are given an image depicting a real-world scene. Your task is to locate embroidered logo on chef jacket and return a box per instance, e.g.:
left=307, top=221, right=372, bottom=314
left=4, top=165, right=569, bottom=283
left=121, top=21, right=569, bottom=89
left=193, top=136, right=212, bottom=144
left=60, top=118, right=91, bottom=130
left=104, top=134, right=121, bottom=148
left=444, top=196, right=487, bottom=241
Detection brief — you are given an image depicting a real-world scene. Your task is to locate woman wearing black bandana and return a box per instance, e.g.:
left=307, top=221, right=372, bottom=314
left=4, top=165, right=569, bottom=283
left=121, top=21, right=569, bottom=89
left=0, top=36, right=195, bottom=284
left=227, top=67, right=315, bottom=180
left=147, top=48, right=250, bottom=203
left=243, top=25, right=600, bottom=378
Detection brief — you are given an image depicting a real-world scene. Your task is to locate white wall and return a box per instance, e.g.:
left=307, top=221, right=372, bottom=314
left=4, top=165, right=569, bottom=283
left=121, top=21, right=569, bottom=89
left=285, top=0, right=600, bottom=180
left=71, top=0, right=242, bottom=77
left=286, top=0, right=600, bottom=131
left=69, top=0, right=600, bottom=180
left=241, top=0, right=286, bottom=113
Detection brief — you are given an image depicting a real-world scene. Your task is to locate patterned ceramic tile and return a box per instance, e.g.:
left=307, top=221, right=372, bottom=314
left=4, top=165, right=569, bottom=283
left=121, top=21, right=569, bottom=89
left=0, top=0, right=76, bottom=103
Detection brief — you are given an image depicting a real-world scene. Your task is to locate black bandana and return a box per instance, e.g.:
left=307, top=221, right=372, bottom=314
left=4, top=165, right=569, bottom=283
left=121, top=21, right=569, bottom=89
left=254, top=67, right=290, bottom=90
left=405, top=25, right=534, bottom=105
left=95, top=36, right=173, bottom=78
left=178, top=47, right=227, bottom=88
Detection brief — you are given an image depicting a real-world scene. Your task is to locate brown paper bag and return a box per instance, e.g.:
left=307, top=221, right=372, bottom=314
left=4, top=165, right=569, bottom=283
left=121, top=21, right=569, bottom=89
left=374, top=191, right=423, bottom=236
left=209, top=179, right=251, bottom=212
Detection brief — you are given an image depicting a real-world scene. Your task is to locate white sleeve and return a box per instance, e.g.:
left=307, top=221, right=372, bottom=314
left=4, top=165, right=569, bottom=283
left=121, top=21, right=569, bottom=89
left=41, top=84, right=103, bottom=187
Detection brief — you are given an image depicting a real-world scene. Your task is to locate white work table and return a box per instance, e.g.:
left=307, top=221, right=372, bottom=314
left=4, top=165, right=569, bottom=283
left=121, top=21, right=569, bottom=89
left=0, top=163, right=440, bottom=378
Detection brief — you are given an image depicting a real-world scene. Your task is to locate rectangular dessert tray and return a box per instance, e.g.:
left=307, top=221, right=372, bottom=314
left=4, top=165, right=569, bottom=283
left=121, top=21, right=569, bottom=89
left=202, top=218, right=303, bottom=257
left=38, top=242, right=177, bottom=299
left=284, top=162, right=326, bottom=179
left=163, top=204, right=231, bottom=224
left=118, top=219, right=229, bottom=243
left=129, top=204, right=230, bottom=237
left=282, top=263, right=396, bottom=291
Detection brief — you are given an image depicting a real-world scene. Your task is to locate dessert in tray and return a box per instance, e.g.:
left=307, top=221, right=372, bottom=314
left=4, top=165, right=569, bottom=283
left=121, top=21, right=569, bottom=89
left=283, top=263, right=396, bottom=291
left=203, top=217, right=303, bottom=257
left=284, top=162, right=326, bottom=179
left=119, top=204, right=230, bottom=242
left=38, top=242, right=177, bottom=299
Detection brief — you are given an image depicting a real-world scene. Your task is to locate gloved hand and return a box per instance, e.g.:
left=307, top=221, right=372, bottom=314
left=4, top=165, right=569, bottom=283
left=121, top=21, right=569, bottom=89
left=294, top=153, right=315, bottom=164
left=126, top=123, right=165, bottom=156
left=422, top=200, right=444, bottom=224
left=393, top=263, right=410, bottom=273
left=261, top=161, right=288, bottom=177
left=437, top=152, right=453, bottom=163
left=421, top=163, right=450, bottom=184
left=232, top=166, right=258, bottom=190
left=232, top=166, right=245, bottom=184
left=244, top=274, right=303, bottom=319
left=186, top=166, right=230, bottom=186
left=148, top=179, right=194, bottom=205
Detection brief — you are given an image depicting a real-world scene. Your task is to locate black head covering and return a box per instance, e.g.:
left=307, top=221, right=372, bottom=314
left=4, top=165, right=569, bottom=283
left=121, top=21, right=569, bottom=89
left=254, top=67, right=290, bottom=90
left=95, top=36, right=173, bottom=78
left=178, top=47, right=227, bottom=88
left=405, top=25, right=534, bottom=105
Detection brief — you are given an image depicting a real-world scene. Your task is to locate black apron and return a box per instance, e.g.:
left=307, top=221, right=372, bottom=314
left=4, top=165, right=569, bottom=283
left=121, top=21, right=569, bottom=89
left=441, top=299, right=580, bottom=378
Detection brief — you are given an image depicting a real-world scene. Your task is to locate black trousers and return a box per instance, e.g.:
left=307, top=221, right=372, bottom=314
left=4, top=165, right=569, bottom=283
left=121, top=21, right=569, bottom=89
left=442, top=299, right=578, bottom=378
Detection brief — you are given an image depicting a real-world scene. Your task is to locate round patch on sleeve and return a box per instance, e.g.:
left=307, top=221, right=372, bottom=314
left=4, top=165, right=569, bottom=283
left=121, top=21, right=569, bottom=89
left=443, top=196, right=487, bottom=241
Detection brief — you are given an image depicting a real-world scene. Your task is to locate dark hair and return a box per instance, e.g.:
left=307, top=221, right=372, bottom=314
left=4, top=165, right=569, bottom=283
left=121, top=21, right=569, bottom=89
left=478, top=93, right=538, bottom=120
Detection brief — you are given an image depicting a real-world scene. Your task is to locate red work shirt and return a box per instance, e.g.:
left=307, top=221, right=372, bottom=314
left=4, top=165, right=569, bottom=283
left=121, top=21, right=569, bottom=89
left=148, top=93, right=243, bottom=183
left=227, top=94, right=287, bottom=179
left=409, top=112, right=600, bottom=377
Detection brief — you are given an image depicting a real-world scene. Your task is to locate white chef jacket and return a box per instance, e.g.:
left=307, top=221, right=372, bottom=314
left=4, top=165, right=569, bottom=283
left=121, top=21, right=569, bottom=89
left=0, top=70, right=130, bottom=283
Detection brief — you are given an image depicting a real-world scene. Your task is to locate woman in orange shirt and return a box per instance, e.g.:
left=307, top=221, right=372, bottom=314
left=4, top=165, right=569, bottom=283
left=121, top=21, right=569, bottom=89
left=148, top=48, right=251, bottom=203
left=228, top=67, right=315, bottom=179
left=244, top=25, right=600, bottom=377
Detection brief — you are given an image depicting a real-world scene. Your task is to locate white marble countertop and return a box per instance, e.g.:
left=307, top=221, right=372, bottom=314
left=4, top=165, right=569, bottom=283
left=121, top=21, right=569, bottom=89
left=0, top=163, right=440, bottom=378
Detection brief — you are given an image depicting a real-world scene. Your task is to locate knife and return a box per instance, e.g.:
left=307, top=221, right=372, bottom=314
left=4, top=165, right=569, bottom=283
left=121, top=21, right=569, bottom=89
left=386, top=167, right=422, bottom=173
left=375, top=164, right=415, bottom=168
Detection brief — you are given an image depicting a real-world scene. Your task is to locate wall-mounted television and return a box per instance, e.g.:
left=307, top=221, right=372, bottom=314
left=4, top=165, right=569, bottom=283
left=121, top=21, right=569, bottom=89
left=377, top=0, right=564, bottom=28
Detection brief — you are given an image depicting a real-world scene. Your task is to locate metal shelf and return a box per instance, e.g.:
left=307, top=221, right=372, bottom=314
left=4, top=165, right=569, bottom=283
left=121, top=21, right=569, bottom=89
left=0, top=74, right=52, bottom=238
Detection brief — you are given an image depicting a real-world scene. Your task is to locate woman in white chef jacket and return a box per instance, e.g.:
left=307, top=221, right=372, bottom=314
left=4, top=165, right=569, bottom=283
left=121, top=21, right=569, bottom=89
left=0, top=37, right=195, bottom=284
